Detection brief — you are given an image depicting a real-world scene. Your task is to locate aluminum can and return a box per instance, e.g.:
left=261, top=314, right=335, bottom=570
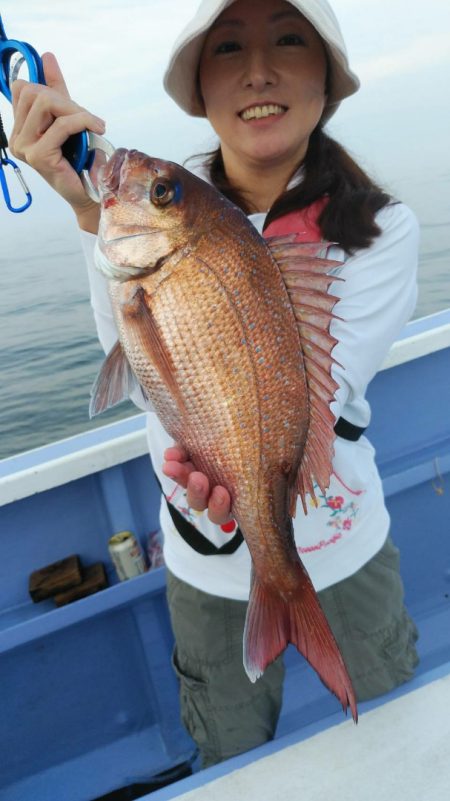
left=108, top=531, right=148, bottom=581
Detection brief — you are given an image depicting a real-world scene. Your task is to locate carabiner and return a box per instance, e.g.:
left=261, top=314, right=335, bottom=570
left=0, top=154, right=32, bottom=212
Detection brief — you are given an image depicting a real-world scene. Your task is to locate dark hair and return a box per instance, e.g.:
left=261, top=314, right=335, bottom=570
left=187, top=126, right=392, bottom=254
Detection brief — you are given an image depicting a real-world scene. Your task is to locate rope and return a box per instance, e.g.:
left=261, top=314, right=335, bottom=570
left=0, top=107, right=8, bottom=151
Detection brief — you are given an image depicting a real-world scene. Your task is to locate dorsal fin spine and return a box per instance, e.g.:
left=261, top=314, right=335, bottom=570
left=266, top=235, right=342, bottom=511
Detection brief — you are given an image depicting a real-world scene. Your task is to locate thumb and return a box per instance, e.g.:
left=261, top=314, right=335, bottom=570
left=42, top=52, right=71, bottom=98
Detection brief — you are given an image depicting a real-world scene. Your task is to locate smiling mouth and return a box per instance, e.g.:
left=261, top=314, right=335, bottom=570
left=239, top=104, right=287, bottom=121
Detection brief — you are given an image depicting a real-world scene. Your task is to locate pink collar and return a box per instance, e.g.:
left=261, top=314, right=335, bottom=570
left=263, top=197, right=328, bottom=243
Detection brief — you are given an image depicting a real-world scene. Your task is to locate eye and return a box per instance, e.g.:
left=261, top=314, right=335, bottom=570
left=151, top=179, right=175, bottom=206
left=214, top=40, right=241, bottom=54
left=277, top=33, right=305, bottom=46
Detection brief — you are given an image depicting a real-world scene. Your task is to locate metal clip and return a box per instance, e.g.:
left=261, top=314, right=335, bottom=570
left=80, top=132, right=116, bottom=204
left=0, top=154, right=32, bottom=212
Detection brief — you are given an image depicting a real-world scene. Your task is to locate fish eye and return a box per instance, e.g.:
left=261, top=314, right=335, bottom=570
left=151, top=179, right=176, bottom=206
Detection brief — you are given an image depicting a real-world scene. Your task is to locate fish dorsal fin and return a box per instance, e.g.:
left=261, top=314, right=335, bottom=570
left=266, top=236, right=343, bottom=514
left=90, top=340, right=140, bottom=418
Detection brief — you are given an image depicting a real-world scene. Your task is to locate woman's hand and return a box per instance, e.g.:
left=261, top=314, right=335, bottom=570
left=163, top=444, right=233, bottom=526
left=9, top=52, right=105, bottom=232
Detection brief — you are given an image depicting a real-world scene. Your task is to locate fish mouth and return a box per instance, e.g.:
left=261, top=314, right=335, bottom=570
left=238, top=103, right=288, bottom=122
left=98, top=148, right=150, bottom=200
left=99, top=148, right=128, bottom=196
left=95, top=239, right=161, bottom=282
left=101, top=228, right=160, bottom=246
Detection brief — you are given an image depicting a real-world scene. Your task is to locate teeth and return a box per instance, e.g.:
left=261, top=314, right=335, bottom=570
left=241, top=104, right=285, bottom=121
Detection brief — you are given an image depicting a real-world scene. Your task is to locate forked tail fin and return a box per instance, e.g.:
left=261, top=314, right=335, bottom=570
left=244, top=567, right=358, bottom=722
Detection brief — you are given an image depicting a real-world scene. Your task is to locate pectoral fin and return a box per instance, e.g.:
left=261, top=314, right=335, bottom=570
left=89, top=340, right=140, bottom=418
left=121, top=286, right=188, bottom=416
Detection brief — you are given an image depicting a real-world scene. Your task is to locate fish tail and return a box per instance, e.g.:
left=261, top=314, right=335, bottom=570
left=243, top=567, right=358, bottom=722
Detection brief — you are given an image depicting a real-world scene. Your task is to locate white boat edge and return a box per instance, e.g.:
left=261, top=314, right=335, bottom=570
left=156, top=663, right=450, bottom=801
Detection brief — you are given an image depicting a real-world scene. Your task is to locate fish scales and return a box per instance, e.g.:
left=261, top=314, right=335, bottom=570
left=169, top=248, right=305, bottom=564
left=150, top=256, right=262, bottom=492
left=92, top=149, right=358, bottom=720
left=117, top=244, right=307, bottom=566
left=200, top=231, right=310, bottom=565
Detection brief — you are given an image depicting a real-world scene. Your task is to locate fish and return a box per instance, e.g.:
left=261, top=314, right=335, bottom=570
left=91, top=148, right=358, bottom=722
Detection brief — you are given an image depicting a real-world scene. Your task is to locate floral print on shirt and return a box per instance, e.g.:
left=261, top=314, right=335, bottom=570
left=167, top=471, right=362, bottom=551
left=297, top=476, right=362, bottom=555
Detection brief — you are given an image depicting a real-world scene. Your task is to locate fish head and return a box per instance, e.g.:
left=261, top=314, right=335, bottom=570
left=95, top=148, right=201, bottom=282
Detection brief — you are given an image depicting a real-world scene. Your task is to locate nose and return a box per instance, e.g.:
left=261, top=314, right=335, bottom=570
left=242, top=48, right=277, bottom=92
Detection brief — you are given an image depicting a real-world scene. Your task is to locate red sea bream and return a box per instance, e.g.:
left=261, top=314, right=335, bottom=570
left=91, top=148, right=358, bottom=721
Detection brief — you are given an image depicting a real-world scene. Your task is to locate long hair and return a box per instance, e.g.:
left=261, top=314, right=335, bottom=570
left=188, top=126, right=392, bottom=254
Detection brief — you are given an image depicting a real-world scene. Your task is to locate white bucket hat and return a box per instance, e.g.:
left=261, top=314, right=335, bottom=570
left=163, top=0, right=360, bottom=122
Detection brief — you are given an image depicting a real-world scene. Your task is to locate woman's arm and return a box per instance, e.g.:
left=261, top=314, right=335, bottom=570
left=329, top=202, right=420, bottom=422
left=80, top=231, right=120, bottom=354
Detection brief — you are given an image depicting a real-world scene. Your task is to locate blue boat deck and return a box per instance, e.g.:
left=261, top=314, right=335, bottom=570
left=0, top=309, right=449, bottom=801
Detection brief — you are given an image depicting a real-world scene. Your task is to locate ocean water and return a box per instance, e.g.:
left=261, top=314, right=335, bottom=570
left=1, top=193, right=449, bottom=461
left=0, top=221, right=138, bottom=461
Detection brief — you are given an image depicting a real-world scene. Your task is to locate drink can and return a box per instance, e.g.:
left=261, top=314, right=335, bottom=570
left=108, top=531, right=148, bottom=581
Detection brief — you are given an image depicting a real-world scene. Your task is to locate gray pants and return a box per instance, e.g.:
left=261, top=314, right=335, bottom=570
left=166, top=536, right=419, bottom=767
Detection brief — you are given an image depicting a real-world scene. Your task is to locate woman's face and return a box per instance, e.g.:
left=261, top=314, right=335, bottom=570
left=199, top=0, right=328, bottom=172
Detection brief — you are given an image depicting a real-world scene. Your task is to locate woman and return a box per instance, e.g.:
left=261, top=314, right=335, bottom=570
left=10, top=0, right=420, bottom=769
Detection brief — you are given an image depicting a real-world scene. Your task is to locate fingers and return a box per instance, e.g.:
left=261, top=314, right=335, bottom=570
left=11, top=53, right=69, bottom=115
left=162, top=446, right=233, bottom=526
left=41, top=52, right=71, bottom=98
left=186, top=471, right=210, bottom=511
left=207, top=485, right=233, bottom=525
left=162, top=460, right=209, bottom=508
left=12, top=84, right=77, bottom=142
left=164, top=445, right=190, bottom=463
left=11, top=84, right=104, bottom=162
left=21, top=110, right=104, bottom=172
left=162, top=456, right=195, bottom=488
left=186, top=473, right=232, bottom=525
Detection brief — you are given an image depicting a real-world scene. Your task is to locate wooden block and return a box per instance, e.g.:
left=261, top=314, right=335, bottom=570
left=29, top=555, right=83, bottom=602
left=53, top=563, right=108, bottom=607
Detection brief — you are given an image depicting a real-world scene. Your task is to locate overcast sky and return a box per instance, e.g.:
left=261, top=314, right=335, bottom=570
left=0, top=0, right=449, bottom=229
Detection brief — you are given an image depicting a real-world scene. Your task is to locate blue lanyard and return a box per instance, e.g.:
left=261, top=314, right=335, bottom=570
left=0, top=15, right=44, bottom=98
left=0, top=13, right=100, bottom=212
left=0, top=14, right=40, bottom=211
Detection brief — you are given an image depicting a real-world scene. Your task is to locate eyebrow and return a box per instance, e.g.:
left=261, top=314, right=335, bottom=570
left=210, top=10, right=303, bottom=30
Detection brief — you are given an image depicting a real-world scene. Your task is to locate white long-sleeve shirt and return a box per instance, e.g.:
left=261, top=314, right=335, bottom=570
left=81, top=198, right=419, bottom=599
